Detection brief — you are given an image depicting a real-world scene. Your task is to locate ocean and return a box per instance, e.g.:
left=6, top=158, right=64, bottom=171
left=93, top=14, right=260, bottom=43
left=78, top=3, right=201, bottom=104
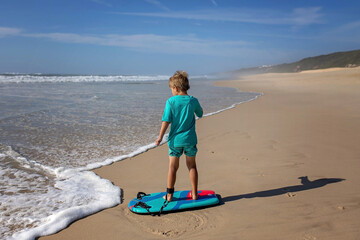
left=0, top=74, right=261, bottom=239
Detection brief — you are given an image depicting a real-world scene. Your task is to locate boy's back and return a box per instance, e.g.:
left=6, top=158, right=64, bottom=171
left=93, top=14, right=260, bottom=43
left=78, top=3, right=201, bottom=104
left=162, top=95, right=203, bottom=148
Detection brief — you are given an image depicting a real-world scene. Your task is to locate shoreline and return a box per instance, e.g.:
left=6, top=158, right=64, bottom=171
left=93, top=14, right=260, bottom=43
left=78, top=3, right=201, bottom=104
left=41, top=67, right=360, bottom=239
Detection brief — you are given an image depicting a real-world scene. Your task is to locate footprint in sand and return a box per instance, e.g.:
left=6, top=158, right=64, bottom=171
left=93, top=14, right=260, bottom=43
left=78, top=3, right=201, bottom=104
left=241, top=132, right=251, bottom=139
left=124, top=208, right=209, bottom=238
left=287, top=192, right=296, bottom=198
left=267, top=139, right=278, bottom=150
left=303, top=234, right=317, bottom=240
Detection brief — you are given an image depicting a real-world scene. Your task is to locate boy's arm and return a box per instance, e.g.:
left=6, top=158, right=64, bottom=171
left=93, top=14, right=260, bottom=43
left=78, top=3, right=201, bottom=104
left=195, top=100, right=203, bottom=118
left=155, top=121, right=170, bottom=146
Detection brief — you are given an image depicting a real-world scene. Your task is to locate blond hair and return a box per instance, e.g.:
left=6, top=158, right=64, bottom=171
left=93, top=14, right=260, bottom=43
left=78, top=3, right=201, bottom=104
left=169, top=70, right=190, bottom=92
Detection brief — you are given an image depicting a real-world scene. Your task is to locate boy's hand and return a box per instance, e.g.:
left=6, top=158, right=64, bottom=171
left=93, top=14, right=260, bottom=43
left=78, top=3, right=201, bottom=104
left=156, top=121, right=169, bottom=146
left=155, top=137, right=162, bottom=146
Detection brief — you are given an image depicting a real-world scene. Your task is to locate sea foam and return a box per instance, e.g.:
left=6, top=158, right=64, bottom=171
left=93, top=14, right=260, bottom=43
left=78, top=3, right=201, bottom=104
left=0, top=147, right=120, bottom=240
left=0, top=74, right=170, bottom=84
left=0, top=74, right=211, bottom=84
left=11, top=169, right=120, bottom=240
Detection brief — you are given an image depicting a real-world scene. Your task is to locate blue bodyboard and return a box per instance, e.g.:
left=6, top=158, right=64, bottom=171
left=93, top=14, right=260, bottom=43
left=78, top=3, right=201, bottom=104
left=129, top=190, right=219, bottom=214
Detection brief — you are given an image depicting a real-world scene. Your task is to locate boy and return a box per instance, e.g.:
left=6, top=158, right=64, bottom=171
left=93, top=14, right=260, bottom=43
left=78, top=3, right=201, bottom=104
left=155, top=71, right=203, bottom=201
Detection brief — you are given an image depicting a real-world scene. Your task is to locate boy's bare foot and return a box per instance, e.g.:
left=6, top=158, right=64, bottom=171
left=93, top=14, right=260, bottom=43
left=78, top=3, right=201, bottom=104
left=191, top=191, right=198, bottom=200
left=163, top=193, right=173, bottom=201
left=164, top=188, right=174, bottom=201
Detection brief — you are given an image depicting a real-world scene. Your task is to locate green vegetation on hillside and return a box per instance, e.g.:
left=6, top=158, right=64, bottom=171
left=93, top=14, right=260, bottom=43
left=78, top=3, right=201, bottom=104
left=231, top=49, right=360, bottom=75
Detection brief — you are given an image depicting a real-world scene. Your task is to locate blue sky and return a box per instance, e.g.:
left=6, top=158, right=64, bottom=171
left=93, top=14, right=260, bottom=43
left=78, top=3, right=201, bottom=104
left=0, top=0, right=359, bottom=75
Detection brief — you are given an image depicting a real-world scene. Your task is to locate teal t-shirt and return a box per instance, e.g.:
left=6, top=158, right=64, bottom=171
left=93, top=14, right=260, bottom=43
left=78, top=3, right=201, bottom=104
left=162, top=95, right=203, bottom=147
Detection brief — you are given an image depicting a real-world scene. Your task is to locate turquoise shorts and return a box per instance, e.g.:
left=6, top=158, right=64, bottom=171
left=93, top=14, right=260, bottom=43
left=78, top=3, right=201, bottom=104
left=169, top=145, right=198, bottom=158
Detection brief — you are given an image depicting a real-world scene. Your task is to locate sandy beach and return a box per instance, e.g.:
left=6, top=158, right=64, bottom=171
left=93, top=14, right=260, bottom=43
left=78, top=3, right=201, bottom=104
left=41, top=67, right=360, bottom=240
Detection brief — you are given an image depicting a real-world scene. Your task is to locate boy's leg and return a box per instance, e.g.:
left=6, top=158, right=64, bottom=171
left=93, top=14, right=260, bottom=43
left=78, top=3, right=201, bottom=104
left=186, top=155, right=198, bottom=200
left=167, top=156, right=179, bottom=201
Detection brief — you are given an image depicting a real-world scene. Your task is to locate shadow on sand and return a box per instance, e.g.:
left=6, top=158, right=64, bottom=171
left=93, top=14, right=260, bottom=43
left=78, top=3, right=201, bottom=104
left=220, top=176, right=345, bottom=203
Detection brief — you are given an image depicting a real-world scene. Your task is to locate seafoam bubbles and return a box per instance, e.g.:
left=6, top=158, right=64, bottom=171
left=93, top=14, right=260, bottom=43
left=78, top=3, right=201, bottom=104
left=0, top=74, right=212, bottom=84
left=0, top=74, right=171, bottom=84
left=0, top=145, right=120, bottom=240
left=11, top=169, right=120, bottom=240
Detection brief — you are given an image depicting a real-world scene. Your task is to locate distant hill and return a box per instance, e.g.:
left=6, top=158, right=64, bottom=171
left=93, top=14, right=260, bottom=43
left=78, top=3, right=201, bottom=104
left=230, top=49, right=360, bottom=76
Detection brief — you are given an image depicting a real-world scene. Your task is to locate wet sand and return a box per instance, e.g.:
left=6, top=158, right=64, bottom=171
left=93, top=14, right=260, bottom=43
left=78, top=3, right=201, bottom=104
left=41, top=67, right=360, bottom=239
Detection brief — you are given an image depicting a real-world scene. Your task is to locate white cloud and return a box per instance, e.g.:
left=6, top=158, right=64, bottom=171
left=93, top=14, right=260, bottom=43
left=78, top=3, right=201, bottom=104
left=0, top=27, right=22, bottom=37
left=23, top=32, right=249, bottom=56
left=210, top=0, right=218, bottom=7
left=290, top=7, right=324, bottom=25
left=334, top=20, right=360, bottom=32
left=118, top=7, right=324, bottom=26
left=144, top=0, right=170, bottom=11
left=25, top=33, right=104, bottom=45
